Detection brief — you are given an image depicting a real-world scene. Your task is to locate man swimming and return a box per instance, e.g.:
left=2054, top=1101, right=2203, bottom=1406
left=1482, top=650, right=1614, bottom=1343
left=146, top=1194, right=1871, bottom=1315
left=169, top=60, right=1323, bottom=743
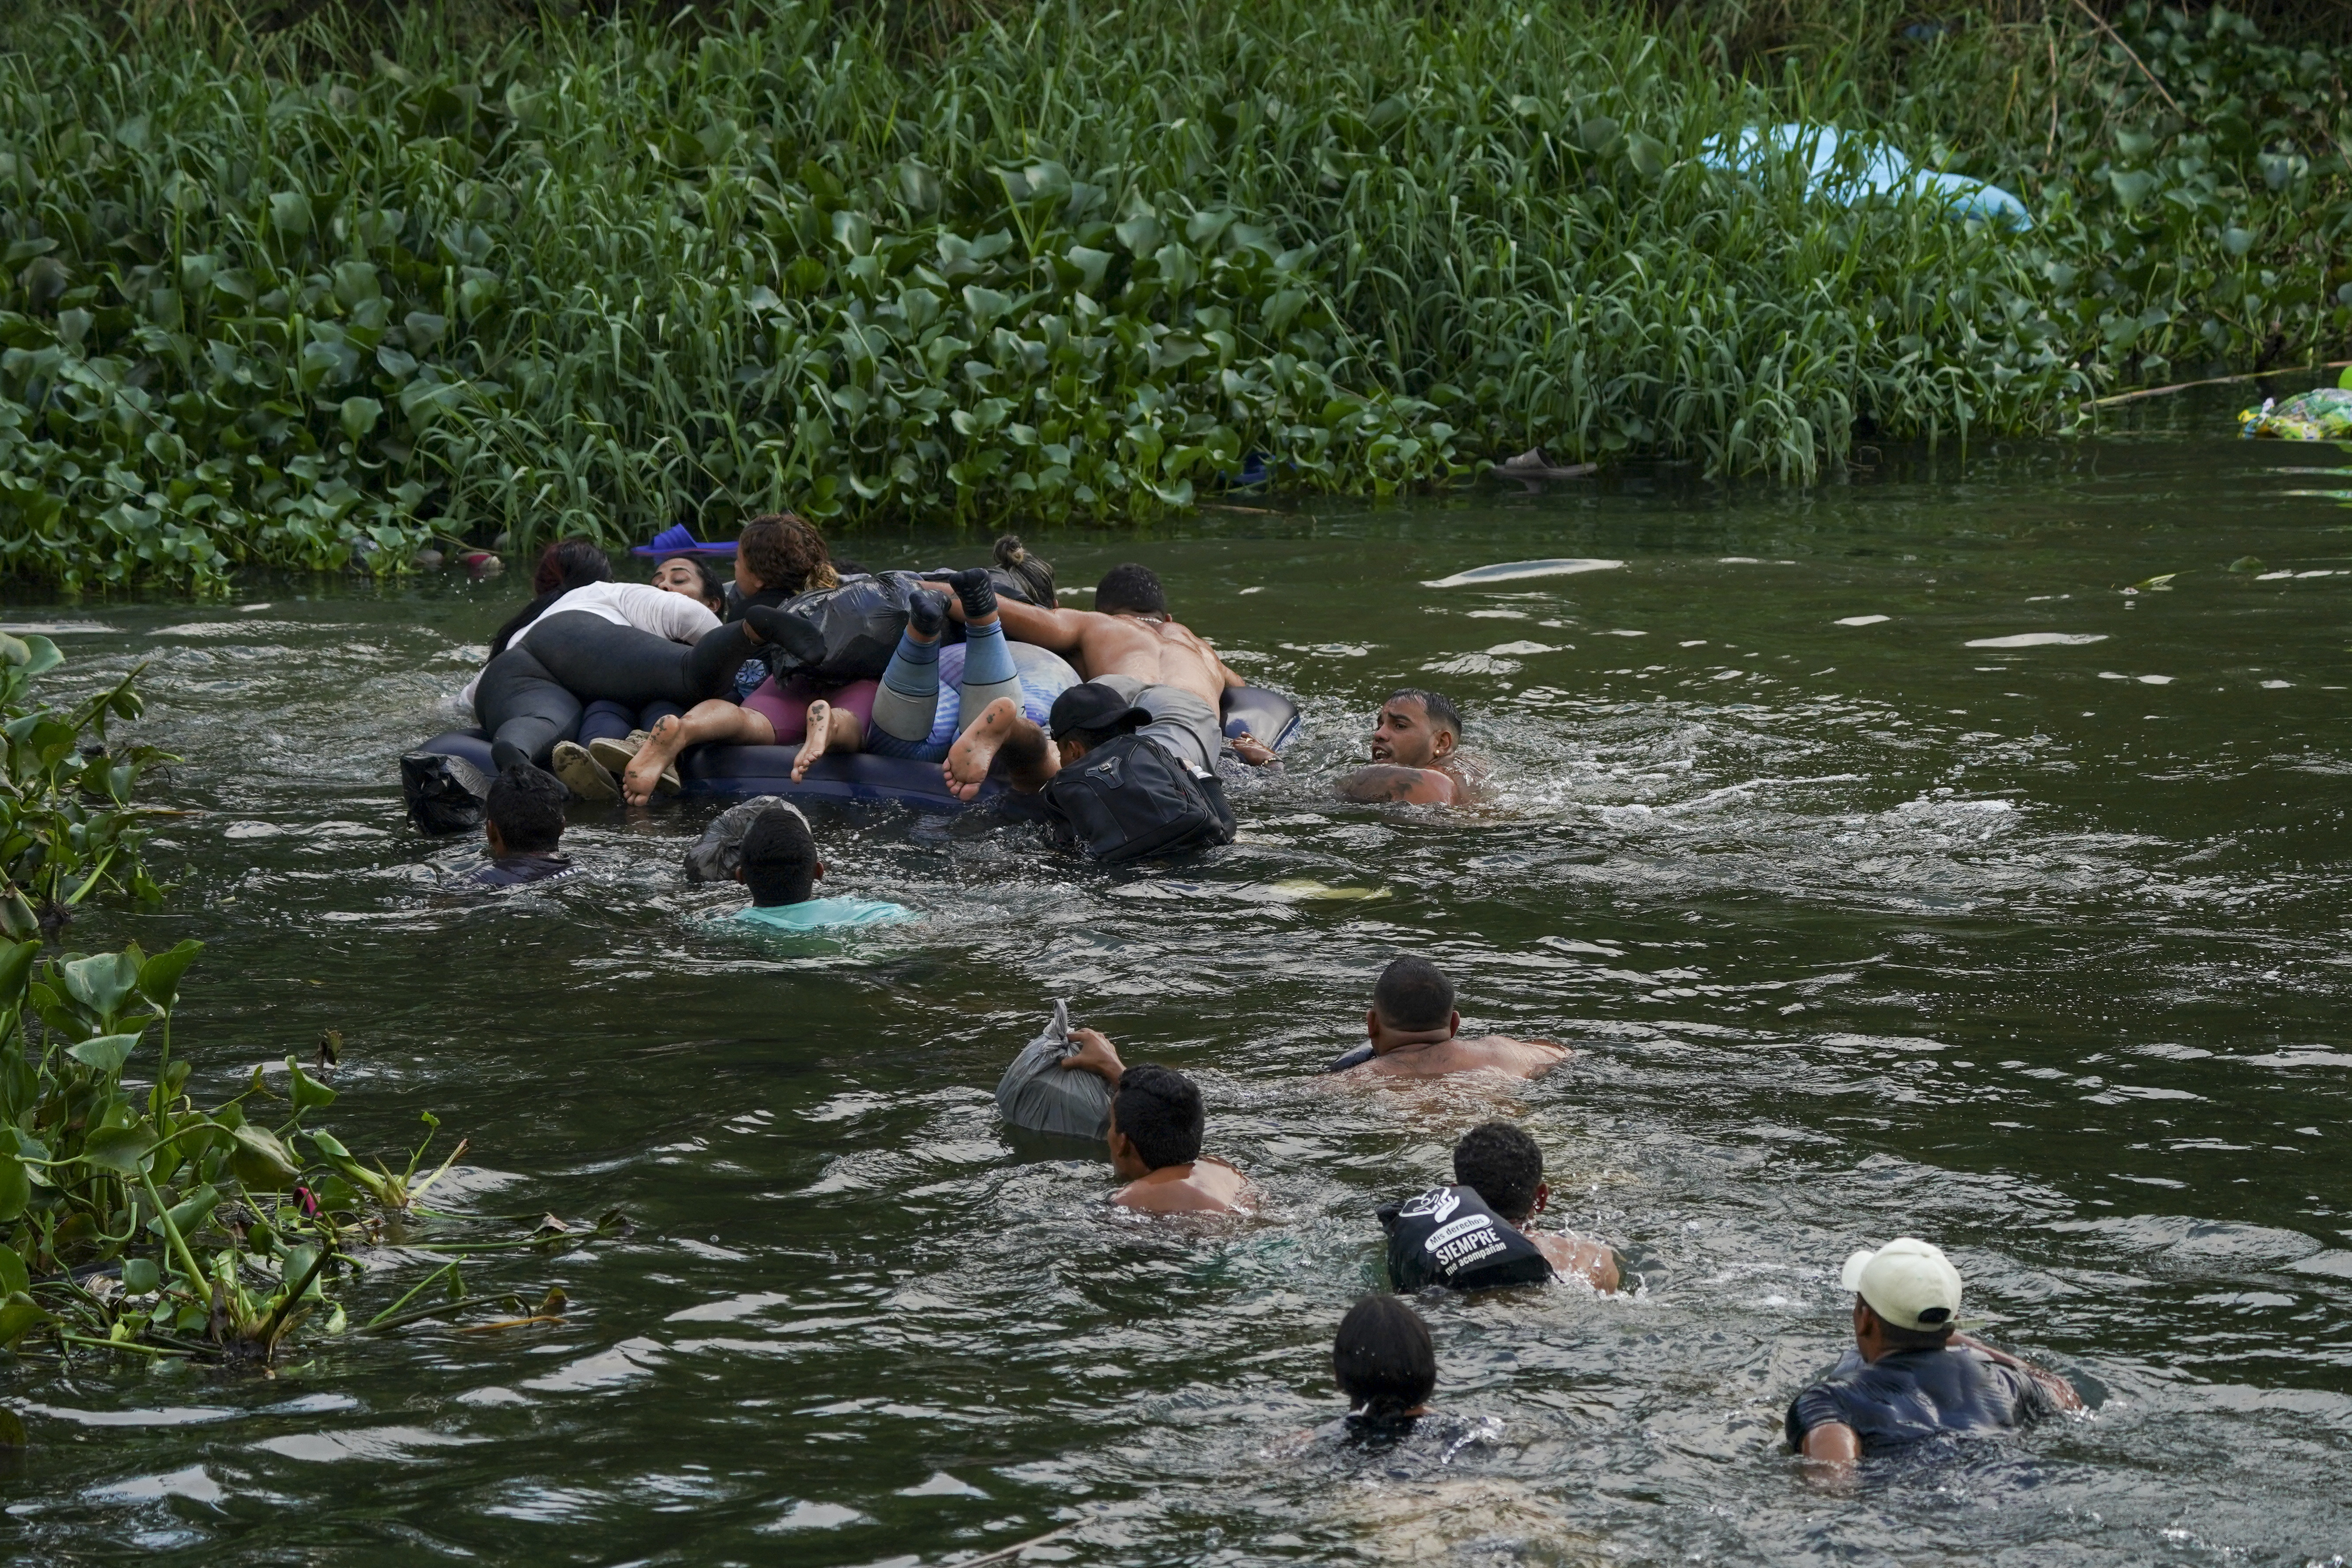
left=1055, top=1026, right=1253, bottom=1214
left=1787, top=1237, right=2083, bottom=1466
left=1336, top=689, right=1472, bottom=804
left=941, top=562, right=1275, bottom=797
left=1332, top=957, right=1569, bottom=1080
left=1451, top=1122, right=1619, bottom=1290
left=453, top=762, right=574, bottom=887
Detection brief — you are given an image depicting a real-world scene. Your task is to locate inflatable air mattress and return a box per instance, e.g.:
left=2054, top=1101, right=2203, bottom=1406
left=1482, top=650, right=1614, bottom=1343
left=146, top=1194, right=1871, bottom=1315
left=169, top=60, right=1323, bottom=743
left=408, top=684, right=1301, bottom=819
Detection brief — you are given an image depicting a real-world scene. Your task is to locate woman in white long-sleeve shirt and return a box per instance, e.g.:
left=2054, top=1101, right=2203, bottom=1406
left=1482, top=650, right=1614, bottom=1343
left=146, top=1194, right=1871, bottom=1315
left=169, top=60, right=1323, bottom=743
left=470, top=556, right=820, bottom=772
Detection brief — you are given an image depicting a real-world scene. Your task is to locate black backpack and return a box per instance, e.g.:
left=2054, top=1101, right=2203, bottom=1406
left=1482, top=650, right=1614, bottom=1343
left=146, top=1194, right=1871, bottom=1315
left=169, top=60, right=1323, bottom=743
left=1378, top=1185, right=1555, bottom=1292
left=1040, top=733, right=1236, bottom=863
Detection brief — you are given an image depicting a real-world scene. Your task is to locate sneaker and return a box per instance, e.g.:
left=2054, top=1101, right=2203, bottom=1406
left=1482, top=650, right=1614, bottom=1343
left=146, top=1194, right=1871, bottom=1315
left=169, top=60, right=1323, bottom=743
left=585, top=730, right=646, bottom=775
left=551, top=741, right=619, bottom=803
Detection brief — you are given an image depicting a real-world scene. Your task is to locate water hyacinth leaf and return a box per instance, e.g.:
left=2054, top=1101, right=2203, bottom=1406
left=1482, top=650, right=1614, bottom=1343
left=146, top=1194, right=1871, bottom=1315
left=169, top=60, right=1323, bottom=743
left=1623, top=132, right=1669, bottom=179
left=340, top=398, right=384, bottom=444
left=228, top=1124, right=301, bottom=1190
left=0, top=1293, right=50, bottom=1349
left=268, top=190, right=312, bottom=235
left=284, top=1058, right=338, bottom=1113
left=0, top=1158, right=25, bottom=1224
left=59, top=952, right=142, bottom=1022
left=135, top=940, right=202, bottom=1011
left=0, top=1245, right=25, bottom=1299
left=65, top=1033, right=142, bottom=1074
left=120, top=1256, right=160, bottom=1295
left=0, top=941, right=36, bottom=1009
left=80, top=1125, right=157, bottom=1175
left=151, top=1183, right=219, bottom=1239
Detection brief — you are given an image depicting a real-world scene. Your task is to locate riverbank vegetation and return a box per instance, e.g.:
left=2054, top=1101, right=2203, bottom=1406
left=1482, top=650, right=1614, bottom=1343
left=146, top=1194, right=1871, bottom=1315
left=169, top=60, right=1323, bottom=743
left=0, top=0, right=2344, bottom=588
left=0, top=637, right=584, bottom=1363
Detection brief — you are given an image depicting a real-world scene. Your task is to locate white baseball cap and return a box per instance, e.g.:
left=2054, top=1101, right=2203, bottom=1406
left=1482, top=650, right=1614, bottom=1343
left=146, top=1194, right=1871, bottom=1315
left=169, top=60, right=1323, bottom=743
left=1840, top=1237, right=1963, bottom=1332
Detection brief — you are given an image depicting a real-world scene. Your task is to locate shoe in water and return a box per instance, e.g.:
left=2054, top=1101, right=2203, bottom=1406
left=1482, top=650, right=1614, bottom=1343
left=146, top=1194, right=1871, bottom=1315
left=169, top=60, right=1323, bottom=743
left=551, top=741, right=620, bottom=803
left=400, top=752, right=488, bottom=835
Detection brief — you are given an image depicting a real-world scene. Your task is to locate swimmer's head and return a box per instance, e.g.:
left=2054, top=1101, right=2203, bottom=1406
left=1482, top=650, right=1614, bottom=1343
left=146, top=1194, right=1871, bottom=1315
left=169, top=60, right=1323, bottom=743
left=1368, top=689, right=1461, bottom=768
left=1106, top=1064, right=1203, bottom=1177
left=484, top=763, right=566, bottom=857
left=1333, top=1295, right=1436, bottom=1421
left=1094, top=563, right=1167, bottom=619
left=652, top=553, right=728, bottom=614
left=737, top=806, right=823, bottom=906
left=737, top=513, right=839, bottom=597
left=1047, top=682, right=1151, bottom=764
left=1369, top=955, right=1458, bottom=1042
left=1452, top=1121, right=1547, bottom=1227
left=531, top=538, right=614, bottom=596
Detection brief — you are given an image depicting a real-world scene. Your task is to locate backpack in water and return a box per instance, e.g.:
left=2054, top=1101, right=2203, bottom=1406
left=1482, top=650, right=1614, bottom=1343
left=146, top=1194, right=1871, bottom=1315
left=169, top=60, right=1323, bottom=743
left=1378, top=1185, right=1555, bottom=1292
left=1039, top=733, right=1237, bottom=863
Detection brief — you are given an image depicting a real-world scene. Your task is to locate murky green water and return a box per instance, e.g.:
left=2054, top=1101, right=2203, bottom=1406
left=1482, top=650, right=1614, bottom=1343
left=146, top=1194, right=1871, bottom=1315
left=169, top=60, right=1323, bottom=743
left=9, top=391, right=2352, bottom=1564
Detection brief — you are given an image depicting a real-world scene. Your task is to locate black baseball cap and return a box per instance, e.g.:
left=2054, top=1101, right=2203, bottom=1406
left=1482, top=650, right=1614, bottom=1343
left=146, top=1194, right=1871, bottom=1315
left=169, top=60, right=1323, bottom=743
left=1048, top=682, right=1152, bottom=739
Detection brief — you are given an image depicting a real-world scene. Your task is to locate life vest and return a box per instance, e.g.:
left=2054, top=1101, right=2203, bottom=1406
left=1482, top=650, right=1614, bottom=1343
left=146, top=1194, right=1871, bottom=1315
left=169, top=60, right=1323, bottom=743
left=1040, top=733, right=1236, bottom=863
left=1379, top=1185, right=1555, bottom=1292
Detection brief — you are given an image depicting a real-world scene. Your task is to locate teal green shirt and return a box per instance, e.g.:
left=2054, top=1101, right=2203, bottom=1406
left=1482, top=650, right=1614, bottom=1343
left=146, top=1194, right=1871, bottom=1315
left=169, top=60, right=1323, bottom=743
left=727, top=897, right=917, bottom=932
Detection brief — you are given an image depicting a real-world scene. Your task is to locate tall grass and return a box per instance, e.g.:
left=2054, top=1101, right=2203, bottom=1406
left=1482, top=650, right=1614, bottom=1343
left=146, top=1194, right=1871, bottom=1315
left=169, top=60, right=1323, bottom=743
left=0, top=0, right=2344, bottom=588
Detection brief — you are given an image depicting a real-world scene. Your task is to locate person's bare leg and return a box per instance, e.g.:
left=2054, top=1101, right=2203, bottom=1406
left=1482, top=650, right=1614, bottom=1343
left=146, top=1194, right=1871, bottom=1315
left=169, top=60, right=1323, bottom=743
left=625, top=701, right=771, bottom=805
left=944, top=697, right=1056, bottom=800
left=791, top=700, right=865, bottom=782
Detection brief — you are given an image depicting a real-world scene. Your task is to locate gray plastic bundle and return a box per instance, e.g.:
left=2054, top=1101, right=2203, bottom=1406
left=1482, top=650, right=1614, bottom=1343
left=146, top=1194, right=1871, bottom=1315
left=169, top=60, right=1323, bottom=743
left=994, top=999, right=1112, bottom=1141
left=684, top=797, right=808, bottom=883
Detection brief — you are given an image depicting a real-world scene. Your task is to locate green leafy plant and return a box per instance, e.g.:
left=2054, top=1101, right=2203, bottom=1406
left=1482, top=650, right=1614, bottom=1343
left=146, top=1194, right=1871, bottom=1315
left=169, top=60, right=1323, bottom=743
left=0, top=644, right=586, bottom=1363
left=0, top=0, right=2344, bottom=591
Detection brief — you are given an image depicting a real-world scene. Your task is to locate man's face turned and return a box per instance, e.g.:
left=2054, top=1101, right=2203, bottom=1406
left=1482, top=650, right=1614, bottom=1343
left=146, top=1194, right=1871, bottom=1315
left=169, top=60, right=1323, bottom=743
left=1369, top=698, right=1452, bottom=768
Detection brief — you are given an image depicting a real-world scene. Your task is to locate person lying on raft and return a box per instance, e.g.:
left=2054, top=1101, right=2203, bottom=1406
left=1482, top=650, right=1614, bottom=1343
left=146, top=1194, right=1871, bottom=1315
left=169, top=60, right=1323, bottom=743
left=1328, top=957, right=1569, bottom=1080
left=552, top=549, right=737, bottom=800
left=1336, top=689, right=1475, bottom=805
left=452, top=762, right=575, bottom=888
left=939, top=563, right=1277, bottom=797
left=1056, top=1028, right=1254, bottom=1214
left=719, top=804, right=918, bottom=932
left=783, top=568, right=1077, bottom=782
left=575, top=516, right=863, bottom=799
left=467, top=553, right=825, bottom=775
left=1451, top=1122, right=1619, bottom=1290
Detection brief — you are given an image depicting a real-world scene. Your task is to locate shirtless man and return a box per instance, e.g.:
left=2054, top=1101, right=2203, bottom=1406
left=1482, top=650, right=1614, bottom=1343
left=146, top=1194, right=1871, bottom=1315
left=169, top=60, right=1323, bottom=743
left=942, top=563, right=1275, bottom=798
left=1336, top=689, right=1472, bottom=805
left=1058, top=1027, right=1253, bottom=1214
left=1334, top=957, right=1569, bottom=1080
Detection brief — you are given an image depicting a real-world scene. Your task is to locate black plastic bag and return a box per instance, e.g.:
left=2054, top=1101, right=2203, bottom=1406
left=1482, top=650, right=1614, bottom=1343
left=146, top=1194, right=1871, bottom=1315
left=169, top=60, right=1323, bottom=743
left=759, top=571, right=923, bottom=685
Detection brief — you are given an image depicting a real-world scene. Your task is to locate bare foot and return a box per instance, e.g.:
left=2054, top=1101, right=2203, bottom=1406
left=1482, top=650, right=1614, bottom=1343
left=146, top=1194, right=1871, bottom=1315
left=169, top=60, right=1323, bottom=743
left=944, top=696, right=1021, bottom=801
left=792, top=700, right=834, bottom=782
left=624, top=715, right=685, bottom=805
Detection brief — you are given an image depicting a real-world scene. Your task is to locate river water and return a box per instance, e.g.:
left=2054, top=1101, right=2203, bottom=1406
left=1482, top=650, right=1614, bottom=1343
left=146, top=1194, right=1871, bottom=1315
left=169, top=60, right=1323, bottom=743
left=8, top=391, right=2352, bottom=1564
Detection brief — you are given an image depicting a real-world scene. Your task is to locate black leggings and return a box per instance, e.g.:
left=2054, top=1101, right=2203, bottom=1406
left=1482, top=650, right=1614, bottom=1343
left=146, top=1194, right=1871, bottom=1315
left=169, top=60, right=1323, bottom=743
left=473, top=612, right=757, bottom=772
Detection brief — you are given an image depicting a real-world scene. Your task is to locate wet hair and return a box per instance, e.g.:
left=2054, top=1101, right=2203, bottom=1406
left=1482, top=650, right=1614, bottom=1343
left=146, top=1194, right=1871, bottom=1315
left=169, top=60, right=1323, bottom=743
left=485, top=763, right=566, bottom=854
left=492, top=539, right=613, bottom=657
left=1333, top=1295, right=1436, bottom=1419
left=1110, top=1064, right=1203, bottom=1170
left=1452, top=1121, right=1544, bottom=1225
left=738, top=513, right=840, bottom=596
left=659, top=553, right=729, bottom=614
left=739, top=807, right=819, bottom=906
left=1094, top=562, right=1167, bottom=617
left=1372, top=955, right=1455, bottom=1033
left=995, top=534, right=1056, bottom=605
left=1385, top=688, right=1462, bottom=741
